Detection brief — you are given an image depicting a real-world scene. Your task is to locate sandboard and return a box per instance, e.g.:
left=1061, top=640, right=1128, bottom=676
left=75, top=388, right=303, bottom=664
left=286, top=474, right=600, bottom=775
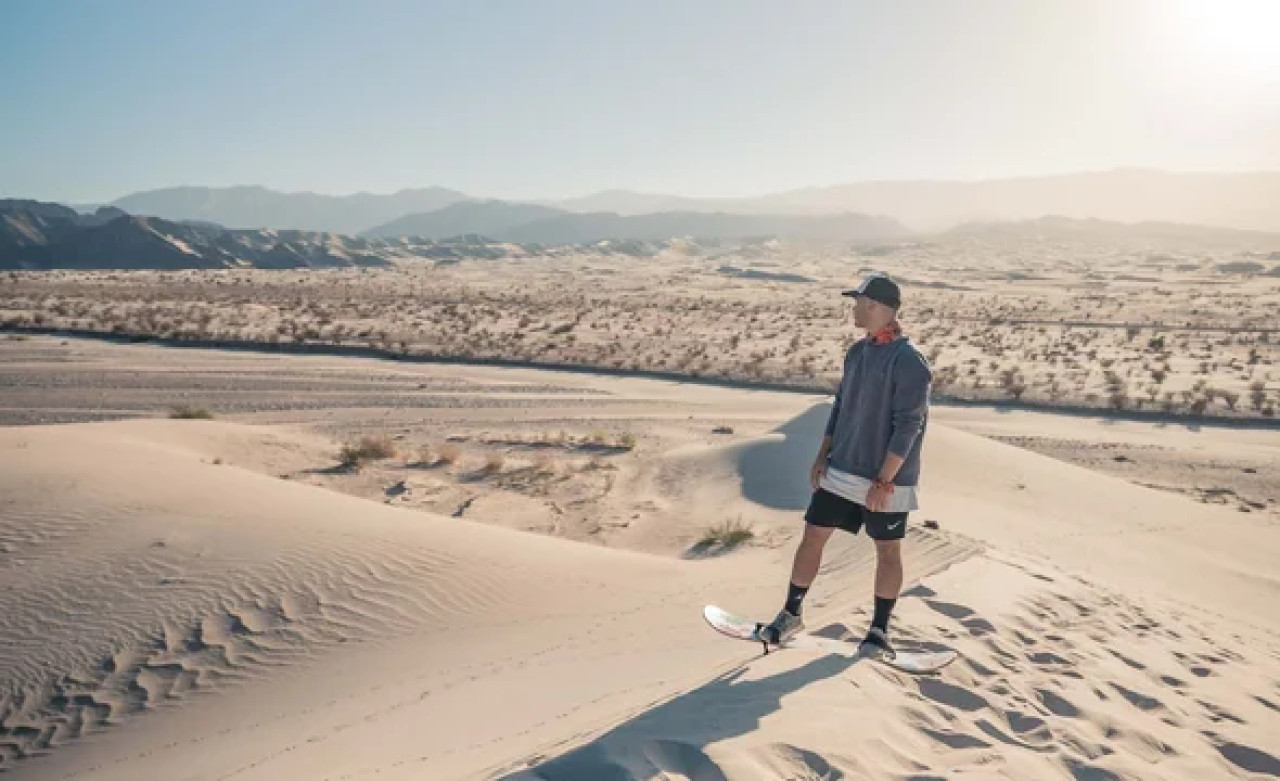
left=704, top=604, right=958, bottom=675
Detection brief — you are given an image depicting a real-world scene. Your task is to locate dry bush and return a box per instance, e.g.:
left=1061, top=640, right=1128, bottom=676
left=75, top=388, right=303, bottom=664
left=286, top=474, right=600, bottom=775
left=169, top=405, right=214, bottom=419
left=532, top=452, right=558, bottom=475
left=478, top=452, right=505, bottom=476
left=581, top=455, right=610, bottom=471
left=697, top=517, right=755, bottom=549
left=413, top=443, right=436, bottom=466
left=436, top=443, right=462, bottom=465
left=339, top=434, right=397, bottom=468
left=1249, top=381, right=1267, bottom=411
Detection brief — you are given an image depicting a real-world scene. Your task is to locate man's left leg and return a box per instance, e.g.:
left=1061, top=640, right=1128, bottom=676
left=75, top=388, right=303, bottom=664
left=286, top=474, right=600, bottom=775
left=861, top=510, right=906, bottom=656
left=871, top=539, right=903, bottom=634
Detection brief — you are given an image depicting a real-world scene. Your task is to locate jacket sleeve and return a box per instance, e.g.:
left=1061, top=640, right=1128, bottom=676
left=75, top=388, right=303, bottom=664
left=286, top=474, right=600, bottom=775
left=887, top=350, right=932, bottom=458
left=824, top=376, right=843, bottom=438
left=824, top=344, right=856, bottom=438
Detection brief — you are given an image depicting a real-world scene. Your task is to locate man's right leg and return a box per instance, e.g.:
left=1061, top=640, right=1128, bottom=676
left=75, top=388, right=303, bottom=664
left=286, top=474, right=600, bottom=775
left=790, top=522, right=836, bottom=598
left=762, top=523, right=835, bottom=643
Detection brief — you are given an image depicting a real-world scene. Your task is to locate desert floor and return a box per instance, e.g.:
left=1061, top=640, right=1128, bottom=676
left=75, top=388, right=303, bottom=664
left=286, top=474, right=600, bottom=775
left=4, top=227, right=1279, bottom=423
left=2, top=333, right=1278, bottom=780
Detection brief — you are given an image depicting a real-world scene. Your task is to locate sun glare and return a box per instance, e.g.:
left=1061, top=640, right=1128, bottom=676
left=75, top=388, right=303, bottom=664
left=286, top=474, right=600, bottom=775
left=1170, top=0, right=1280, bottom=82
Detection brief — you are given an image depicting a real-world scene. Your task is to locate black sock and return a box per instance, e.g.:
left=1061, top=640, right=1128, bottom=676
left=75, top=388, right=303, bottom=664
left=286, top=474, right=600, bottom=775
left=784, top=582, right=809, bottom=616
left=872, top=596, right=897, bottom=632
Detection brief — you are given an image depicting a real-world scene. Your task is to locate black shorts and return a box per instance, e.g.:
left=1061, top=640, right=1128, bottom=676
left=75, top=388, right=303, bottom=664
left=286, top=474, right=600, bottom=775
left=804, top=488, right=908, bottom=540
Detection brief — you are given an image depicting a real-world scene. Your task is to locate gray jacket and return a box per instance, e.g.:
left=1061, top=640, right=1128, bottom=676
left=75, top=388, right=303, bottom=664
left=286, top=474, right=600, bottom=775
left=823, top=337, right=932, bottom=486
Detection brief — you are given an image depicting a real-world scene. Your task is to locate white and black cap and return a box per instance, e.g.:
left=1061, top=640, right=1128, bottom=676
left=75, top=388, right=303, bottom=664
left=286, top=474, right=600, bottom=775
left=842, top=272, right=901, bottom=310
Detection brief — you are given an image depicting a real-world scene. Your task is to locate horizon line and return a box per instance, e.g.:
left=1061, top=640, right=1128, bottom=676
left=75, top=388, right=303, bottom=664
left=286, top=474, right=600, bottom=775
left=37, top=165, right=1280, bottom=207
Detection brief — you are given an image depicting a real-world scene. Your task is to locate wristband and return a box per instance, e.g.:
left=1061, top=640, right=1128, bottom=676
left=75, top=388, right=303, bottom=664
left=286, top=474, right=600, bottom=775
left=872, top=478, right=895, bottom=494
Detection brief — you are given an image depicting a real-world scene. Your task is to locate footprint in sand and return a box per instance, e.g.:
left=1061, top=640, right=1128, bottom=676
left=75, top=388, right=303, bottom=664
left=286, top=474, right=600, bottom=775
left=924, top=599, right=973, bottom=620
left=1214, top=740, right=1280, bottom=777
left=1012, top=629, right=1039, bottom=647
left=1004, top=709, right=1049, bottom=736
left=961, top=617, right=997, bottom=636
left=918, top=678, right=989, bottom=713
left=975, top=717, right=1055, bottom=753
left=1028, top=651, right=1072, bottom=666
left=1036, top=687, right=1081, bottom=718
left=1197, top=699, right=1246, bottom=724
left=1062, top=755, right=1123, bottom=781
left=1109, top=682, right=1165, bottom=712
left=1052, top=594, right=1096, bottom=619
left=922, top=598, right=998, bottom=636
left=1105, top=648, right=1146, bottom=671
left=918, top=727, right=991, bottom=750
left=963, top=657, right=998, bottom=678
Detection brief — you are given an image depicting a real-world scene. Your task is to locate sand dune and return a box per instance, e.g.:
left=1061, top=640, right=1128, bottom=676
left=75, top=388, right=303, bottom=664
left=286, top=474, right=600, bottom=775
left=503, top=555, right=1280, bottom=780
left=2, top=349, right=1279, bottom=779
left=923, top=424, right=1280, bottom=626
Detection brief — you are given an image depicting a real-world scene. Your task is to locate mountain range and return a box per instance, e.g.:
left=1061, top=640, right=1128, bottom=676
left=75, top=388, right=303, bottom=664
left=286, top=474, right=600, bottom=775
left=5, top=198, right=1278, bottom=272
left=360, top=200, right=908, bottom=243
left=556, top=170, right=1280, bottom=233
left=0, top=200, right=396, bottom=271
left=0, top=200, right=773, bottom=271
left=110, top=186, right=468, bottom=235
left=61, top=169, right=1280, bottom=236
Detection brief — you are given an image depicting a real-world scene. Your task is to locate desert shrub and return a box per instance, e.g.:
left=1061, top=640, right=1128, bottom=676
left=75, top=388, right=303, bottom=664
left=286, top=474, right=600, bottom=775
left=339, top=434, right=397, bottom=467
left=698, top=517, right=755, bottom=549
left=169, top=405, right=213, bottom=419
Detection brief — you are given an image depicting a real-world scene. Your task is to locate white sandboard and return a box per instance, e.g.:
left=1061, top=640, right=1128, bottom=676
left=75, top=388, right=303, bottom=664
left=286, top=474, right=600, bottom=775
left=703, top=604, right=958, bottom=675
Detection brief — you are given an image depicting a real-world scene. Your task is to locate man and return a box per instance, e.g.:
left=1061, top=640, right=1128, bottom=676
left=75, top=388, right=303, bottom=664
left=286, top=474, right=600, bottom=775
left=760, top=272, right=932, bottom=658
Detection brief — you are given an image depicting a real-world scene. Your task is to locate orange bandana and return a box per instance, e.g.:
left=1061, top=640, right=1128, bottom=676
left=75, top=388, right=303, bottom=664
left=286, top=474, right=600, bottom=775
left=869, top=320, right=903, bottom=345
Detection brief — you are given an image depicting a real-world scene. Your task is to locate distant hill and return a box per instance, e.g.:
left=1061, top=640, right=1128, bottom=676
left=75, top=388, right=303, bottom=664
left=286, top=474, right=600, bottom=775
left=552, top=189, right=695, bottom=216
left=6, top=199, right=731, bottom=270
left=362, top=200, right=566, bottom=239
left=364, top=200, right=908, bottom=243
left=555, top=170, right=1280, bottom=233
left=99, top=170, right=1280, bottom=236
left=111, top=186, right=471, bottom=234
left=937, top=215, right=1280, bottom=252
left=0, top=200, right=392, bottom=270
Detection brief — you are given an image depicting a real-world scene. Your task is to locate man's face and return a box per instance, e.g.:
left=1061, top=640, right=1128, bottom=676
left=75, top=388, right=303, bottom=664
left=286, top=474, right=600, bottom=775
left=852, top=295, right=896, bottom=330
left=852, top=294, right=874, bottom=328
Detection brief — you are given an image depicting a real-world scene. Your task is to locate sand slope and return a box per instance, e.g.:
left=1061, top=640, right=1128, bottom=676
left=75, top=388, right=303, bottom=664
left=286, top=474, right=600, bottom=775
left=2, top=408, right=1278, bottom=780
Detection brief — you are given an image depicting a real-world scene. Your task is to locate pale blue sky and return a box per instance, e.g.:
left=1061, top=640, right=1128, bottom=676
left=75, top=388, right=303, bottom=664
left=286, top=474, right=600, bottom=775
left=2, top=0, right=1277, bottom=202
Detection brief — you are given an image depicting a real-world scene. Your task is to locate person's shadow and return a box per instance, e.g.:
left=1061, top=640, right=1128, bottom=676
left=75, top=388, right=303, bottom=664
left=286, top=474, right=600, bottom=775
left=734, top=402, right=831, bottom=511
left=500, top=634, right=866, bottom=780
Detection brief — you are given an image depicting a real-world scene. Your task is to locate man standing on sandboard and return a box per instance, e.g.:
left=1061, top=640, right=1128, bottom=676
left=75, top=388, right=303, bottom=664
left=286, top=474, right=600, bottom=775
left=759, top=272, right=933, bottom=660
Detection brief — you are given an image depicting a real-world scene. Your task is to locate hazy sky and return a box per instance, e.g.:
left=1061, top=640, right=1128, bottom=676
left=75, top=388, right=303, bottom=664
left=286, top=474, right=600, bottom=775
left=3, top=0, right=1277, bottom=202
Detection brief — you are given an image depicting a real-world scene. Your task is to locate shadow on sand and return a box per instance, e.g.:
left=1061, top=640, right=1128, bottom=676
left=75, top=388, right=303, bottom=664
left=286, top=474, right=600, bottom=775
left=500, top=637, right=867, bottom=780
left=733, top=402, right=830, bottom=512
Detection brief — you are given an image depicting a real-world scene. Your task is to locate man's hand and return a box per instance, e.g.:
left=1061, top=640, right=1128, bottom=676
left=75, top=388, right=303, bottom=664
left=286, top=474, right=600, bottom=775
left=810, top=455, right=828, bottom=491
left=865, top=483, right=892, bottom=512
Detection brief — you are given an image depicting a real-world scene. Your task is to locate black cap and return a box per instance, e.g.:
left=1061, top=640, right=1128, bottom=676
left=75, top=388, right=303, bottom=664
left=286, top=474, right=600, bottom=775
left=842, top=273, right=901, bottom=309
